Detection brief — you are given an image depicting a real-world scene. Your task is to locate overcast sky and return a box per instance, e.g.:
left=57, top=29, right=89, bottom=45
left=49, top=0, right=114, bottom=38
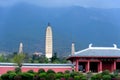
left=0, top=0, right=120, bottom=8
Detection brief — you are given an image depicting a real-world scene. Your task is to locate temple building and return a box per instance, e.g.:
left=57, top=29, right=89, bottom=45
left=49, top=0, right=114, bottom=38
left=67, top=44, right=120, bottom=72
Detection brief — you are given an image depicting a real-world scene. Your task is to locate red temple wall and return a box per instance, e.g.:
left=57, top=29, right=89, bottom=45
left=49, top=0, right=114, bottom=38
left=0, top=66, right=72, bottom=75
left=102, top=62, right=112, bottom=72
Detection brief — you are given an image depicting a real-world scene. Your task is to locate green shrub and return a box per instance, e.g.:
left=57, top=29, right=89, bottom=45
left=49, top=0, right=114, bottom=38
left=64, top=73, right=70, bottom=80
left=1, top=73, right=16, bottom=80
left=14, top=75, right=22, bottom=80
left=60, top=78, right=66, bottom=80
left=39, top=73, right=47, bottom=79
left=57, top=72, right=63, bottom=74
left=102, top=70, right=110, bottom=75
left=78, top=72, right=84, bottom=76
left=110, top=74, right=116, bottom=78
left=46, top=73, right=55, bottom=80
left=64, top=70, right=70, bottom=73
left=70, top=71, right=79, bottom=78
left=55, top=73, right=64, bottom=79
left=40, top=78, right=46, bottom=80
left=9, top=73, right=17, bottom=80
left=27, top=70, right=34, bottom=74
left=33, top=74, right=40, bottom=80
left=115, top=75, right=120, bottom=79
left=102, top=75, right=111, bottom=80
left=91, top=74, right=102, bottom=80
left=5, top=71, right=16, bottom=80
left=1, top=73, right=9, bottom=80
left=20, top=72, right=33, bottom=80
left=91, top=75, right=97, bottom=80
left=7, top=70, right=15, bottom=74
left=77, top=75, right=87, bottom=80
left=86, top=72, right=92, bottom=79
left=96, top=73, right=102, bottom=80
left=81, top=75, right=87, bottom=80
left=15, top=67, right=21, bottom=73
left=38, top=68, right=45, bottom=74
left=68, top=77, right=74, bottom=80
left=113, top=70, right=119, bottom=76
left=74, top=76, right=80, bottom=80
left=47, top=69, right=55, bottom=74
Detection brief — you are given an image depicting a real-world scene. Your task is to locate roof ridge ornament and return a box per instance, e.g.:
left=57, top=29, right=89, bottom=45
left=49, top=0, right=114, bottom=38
left=113, top=44, right=117, bottom=48
left=89, top=43, right=93, bottom=48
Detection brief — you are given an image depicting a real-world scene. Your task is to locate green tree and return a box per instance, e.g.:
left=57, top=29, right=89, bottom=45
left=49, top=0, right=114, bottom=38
left=39, top=56, right=49, bottom=63
left=51, top=52, right=60, bottom=63
left=13, top=53, right=25, bottom=68
left=0, top=54, right=6, bottom=62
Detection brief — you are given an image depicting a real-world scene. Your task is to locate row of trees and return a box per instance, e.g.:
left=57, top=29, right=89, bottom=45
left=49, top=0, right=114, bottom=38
left=0, top=52, right=68, bottom=64
left=0, top=53, right=25, bottom=68
left=0, top=68, right=86, bottom=80
left=1, top=68, right=120, bottom=80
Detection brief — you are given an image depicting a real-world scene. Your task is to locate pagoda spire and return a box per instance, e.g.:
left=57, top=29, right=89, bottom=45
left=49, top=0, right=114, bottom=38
left=19, top=42, right=23, bottom=53
left=71, top=42, right=75, bottom=55
left=48, top=22, right=50, bottom=26
left=45, top=23, right=53, bottom=59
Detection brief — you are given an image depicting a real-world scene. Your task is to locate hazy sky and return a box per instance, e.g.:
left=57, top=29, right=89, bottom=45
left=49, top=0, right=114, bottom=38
left=0, top=0, right=120, bottom=8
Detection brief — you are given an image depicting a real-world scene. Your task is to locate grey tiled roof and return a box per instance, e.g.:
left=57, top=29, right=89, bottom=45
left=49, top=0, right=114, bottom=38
left=72, top=47, right=120, bottom=57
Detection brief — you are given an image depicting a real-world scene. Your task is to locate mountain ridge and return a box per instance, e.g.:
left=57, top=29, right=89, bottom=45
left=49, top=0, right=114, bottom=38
left=0, top=3, right=120, bottom=56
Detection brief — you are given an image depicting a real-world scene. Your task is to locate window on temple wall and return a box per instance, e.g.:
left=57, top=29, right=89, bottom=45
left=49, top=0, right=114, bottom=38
left=90, top=62, right=98, bottom=72
left=79, top=65, right=83, bottom=71
left=116, top=62, right=120, bottom=72
left=78, top=62, right=86, bottom=72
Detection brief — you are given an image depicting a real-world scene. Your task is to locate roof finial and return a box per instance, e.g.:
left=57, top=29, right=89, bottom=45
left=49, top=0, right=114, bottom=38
left=48, top=22, right=50, bottom=26
left=89, top=43, right=93, bottom=48
left=113, top=44, right=117, bottom=48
